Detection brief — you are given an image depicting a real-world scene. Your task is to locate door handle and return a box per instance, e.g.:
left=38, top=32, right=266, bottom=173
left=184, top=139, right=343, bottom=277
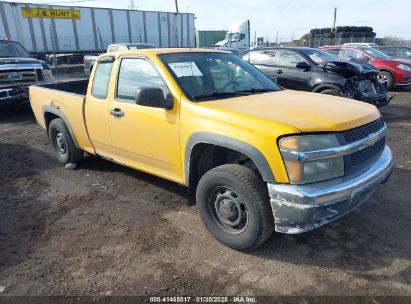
left=276, top=70, right=283, bottom=74
left=110, top=108, right=124, bottom=118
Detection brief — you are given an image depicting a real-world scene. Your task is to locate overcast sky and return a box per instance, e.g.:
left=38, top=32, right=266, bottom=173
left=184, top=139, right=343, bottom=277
left=10, top=0, right=411, bottom=41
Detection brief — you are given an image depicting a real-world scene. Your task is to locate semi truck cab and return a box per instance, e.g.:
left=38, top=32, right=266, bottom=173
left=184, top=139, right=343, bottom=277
left=215, top=20, right=250, bottom=49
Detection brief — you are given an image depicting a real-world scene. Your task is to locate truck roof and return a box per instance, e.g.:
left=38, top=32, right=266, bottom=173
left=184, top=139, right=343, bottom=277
left=104, top=48, right=229, bottom=57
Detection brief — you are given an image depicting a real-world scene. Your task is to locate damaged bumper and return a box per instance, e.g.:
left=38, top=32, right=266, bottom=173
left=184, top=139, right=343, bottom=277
left=360, top=94, right=391, bottom=108
left=268, top=146, right=393, bottom=234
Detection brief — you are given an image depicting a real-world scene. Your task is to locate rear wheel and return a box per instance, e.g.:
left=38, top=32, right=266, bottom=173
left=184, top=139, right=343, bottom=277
left=377, top=71, right=394, bottom=90
left=196, top=164, right=274, bottom=251
left=48, top=118, right=83, bottom=165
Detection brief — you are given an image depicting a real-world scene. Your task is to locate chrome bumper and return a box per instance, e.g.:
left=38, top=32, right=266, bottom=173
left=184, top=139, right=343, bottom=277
left=268, top=146, right=393, bottom=234
left=0, top=87, right=29, bottom=104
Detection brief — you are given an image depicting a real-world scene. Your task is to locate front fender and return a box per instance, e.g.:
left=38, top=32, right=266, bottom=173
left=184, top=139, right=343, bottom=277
left=184, top=132, right=276, bottom=186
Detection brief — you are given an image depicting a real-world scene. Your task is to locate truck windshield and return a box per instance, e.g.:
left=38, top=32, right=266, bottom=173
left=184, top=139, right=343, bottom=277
left=159, top=52, right=280, bottom=101
left=0, top=41, right=31, bottom=58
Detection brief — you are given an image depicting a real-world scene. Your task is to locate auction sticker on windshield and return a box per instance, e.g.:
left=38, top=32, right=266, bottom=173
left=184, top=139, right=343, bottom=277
left=168, top=62, right=203, bottom=77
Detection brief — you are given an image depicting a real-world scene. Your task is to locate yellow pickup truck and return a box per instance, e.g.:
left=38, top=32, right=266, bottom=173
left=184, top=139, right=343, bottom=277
left=29, top=49, right=393, bottom=251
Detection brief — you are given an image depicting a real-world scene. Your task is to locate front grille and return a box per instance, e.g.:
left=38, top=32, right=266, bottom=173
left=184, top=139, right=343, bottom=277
left=340, top=118, right=386, bottom=173
left=0, top=69, right=40, bottom=88
left=357, top=80, right=387, bottom=97
left=342, top=118, right=385, bottom=143
left=350, top=138, right=385, bottom=167
left=358, top=80, right=378, bottom=97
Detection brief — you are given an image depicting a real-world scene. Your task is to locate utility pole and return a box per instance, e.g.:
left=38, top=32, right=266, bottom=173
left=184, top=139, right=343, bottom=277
left=129, top=0, right=136, bottom=10
left=333, top=7, right=337, bottom=28
left=174, top=0, right=179, bottom=13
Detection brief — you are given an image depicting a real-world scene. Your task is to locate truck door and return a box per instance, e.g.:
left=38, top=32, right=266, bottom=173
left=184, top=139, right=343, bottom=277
left=108, top=56, right=182, bottom=182
left=84, top=57, right=115, bottom=155
left=276, top=51, right=312, bottom=91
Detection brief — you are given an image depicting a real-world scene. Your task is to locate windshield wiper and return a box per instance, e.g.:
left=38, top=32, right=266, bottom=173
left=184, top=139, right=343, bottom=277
left=193, top=90, right=251, bottom=100
left=235, top=88, right=276, bottom=94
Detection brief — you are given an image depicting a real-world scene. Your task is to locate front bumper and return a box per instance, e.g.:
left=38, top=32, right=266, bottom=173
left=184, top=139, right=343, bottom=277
left=360, top=94, right=391, bottom=108
left=268, top=146, right=393, bottom=234
left=0, top=87, right=29, bottom=104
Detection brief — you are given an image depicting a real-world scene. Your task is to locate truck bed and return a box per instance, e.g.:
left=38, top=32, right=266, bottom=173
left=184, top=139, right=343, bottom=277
left=29, top=79, right=94, bottom=153
left=39, top=79, right=89, bottom=96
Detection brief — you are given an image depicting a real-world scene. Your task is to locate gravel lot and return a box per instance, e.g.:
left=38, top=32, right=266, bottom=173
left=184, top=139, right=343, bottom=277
left=0, top=81, right=410, bottom=297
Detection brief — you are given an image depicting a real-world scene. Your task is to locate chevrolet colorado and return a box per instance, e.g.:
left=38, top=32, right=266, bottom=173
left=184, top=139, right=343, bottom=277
left=29, top=49, right=393, bottom=251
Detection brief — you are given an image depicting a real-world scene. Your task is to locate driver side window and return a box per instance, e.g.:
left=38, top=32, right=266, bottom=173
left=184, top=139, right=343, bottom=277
left=278, top=51, right=306, bottom=68
left=116, top=58, right=169, bottom=103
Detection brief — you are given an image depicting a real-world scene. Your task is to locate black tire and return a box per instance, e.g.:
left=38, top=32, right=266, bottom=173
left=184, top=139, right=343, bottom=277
left=319, top=89, right=341, bottom=96
left=377, top=71, right=394, bottom=90
left=196, top=164, right=274, bottom=251
left=48, top=118, right=83, bottom=165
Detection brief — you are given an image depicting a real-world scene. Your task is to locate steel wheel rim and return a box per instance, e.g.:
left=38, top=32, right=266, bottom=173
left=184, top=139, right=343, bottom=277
left=208, top=186, right=248, bottom=234
left=55, top=131, right=67, bottom=155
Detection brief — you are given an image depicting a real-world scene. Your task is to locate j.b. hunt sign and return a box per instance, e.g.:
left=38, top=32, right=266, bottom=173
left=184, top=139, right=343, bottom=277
left=21, top=7, right=81, bottom=19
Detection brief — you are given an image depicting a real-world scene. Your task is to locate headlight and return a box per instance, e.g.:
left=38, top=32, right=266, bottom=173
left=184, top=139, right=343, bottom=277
left=397, top=64, right=411, bottom=71
left=279, top=134, right=344, bottom=184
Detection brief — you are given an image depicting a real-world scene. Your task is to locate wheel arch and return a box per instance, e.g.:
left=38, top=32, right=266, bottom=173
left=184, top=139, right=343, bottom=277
left=312, top=83, right=342, bottom=93
left=42, top=106, right=80, bottom=149
left=378, top=69, right=395, bottom=80
left=185, top=133, right=275, bottom=203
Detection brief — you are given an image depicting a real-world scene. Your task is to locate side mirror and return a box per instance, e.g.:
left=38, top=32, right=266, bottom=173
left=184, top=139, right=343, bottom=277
left=134, top=86, right=174, bottom=110
left=296, top=61, right=311, bottom=70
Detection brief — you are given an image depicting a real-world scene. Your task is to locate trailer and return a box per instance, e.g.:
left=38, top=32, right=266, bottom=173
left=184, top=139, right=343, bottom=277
left=0, top=1, right=195, bottom=55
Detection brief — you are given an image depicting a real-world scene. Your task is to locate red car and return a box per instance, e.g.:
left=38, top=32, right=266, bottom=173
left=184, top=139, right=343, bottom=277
left=320, top=45, right=411, bottom=90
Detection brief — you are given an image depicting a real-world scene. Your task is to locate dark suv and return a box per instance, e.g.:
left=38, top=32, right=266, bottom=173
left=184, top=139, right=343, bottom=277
left=242, top=47, right=389, bottom=107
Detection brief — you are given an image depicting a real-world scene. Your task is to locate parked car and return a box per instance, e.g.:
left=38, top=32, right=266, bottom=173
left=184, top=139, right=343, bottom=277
left=212, top=47, right=242, bottom=56
left=47, top=53, right=85, bottom=65
left=242, top=47, right=389, bottom=107
left=343, top=43, right=379, bottom=48
left=0, top=38, right=54, bottom=105
left=374, top=46, right=411, bottom=60
left=320, top=45, right=411, bottom=90
left=83, top=43, right=155, bottom=74
left=30, top=49, right=392, bottom=251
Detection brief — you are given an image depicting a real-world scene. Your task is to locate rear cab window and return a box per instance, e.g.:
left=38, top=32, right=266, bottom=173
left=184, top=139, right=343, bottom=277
left=92, top=60, right=114, bottom=99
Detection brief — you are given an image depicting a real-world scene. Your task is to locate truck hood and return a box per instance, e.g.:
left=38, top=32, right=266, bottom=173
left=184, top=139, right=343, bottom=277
left=198, top=90, right=380, bottom=133
left=0, top=57, right=45, bottom=70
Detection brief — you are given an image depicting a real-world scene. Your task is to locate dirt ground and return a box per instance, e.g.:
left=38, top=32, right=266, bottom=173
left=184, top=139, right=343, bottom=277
left=0, top=80, right=410, bottom=297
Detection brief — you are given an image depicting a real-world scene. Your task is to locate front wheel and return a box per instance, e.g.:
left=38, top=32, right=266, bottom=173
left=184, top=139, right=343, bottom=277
left=377, top=71, right=394, bottom=90
left=196, top=164, right=274, bottom=251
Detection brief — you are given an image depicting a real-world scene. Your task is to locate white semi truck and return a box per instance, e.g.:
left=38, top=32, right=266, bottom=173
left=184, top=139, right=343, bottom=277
left=215, top=20, right=250, bottom=49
